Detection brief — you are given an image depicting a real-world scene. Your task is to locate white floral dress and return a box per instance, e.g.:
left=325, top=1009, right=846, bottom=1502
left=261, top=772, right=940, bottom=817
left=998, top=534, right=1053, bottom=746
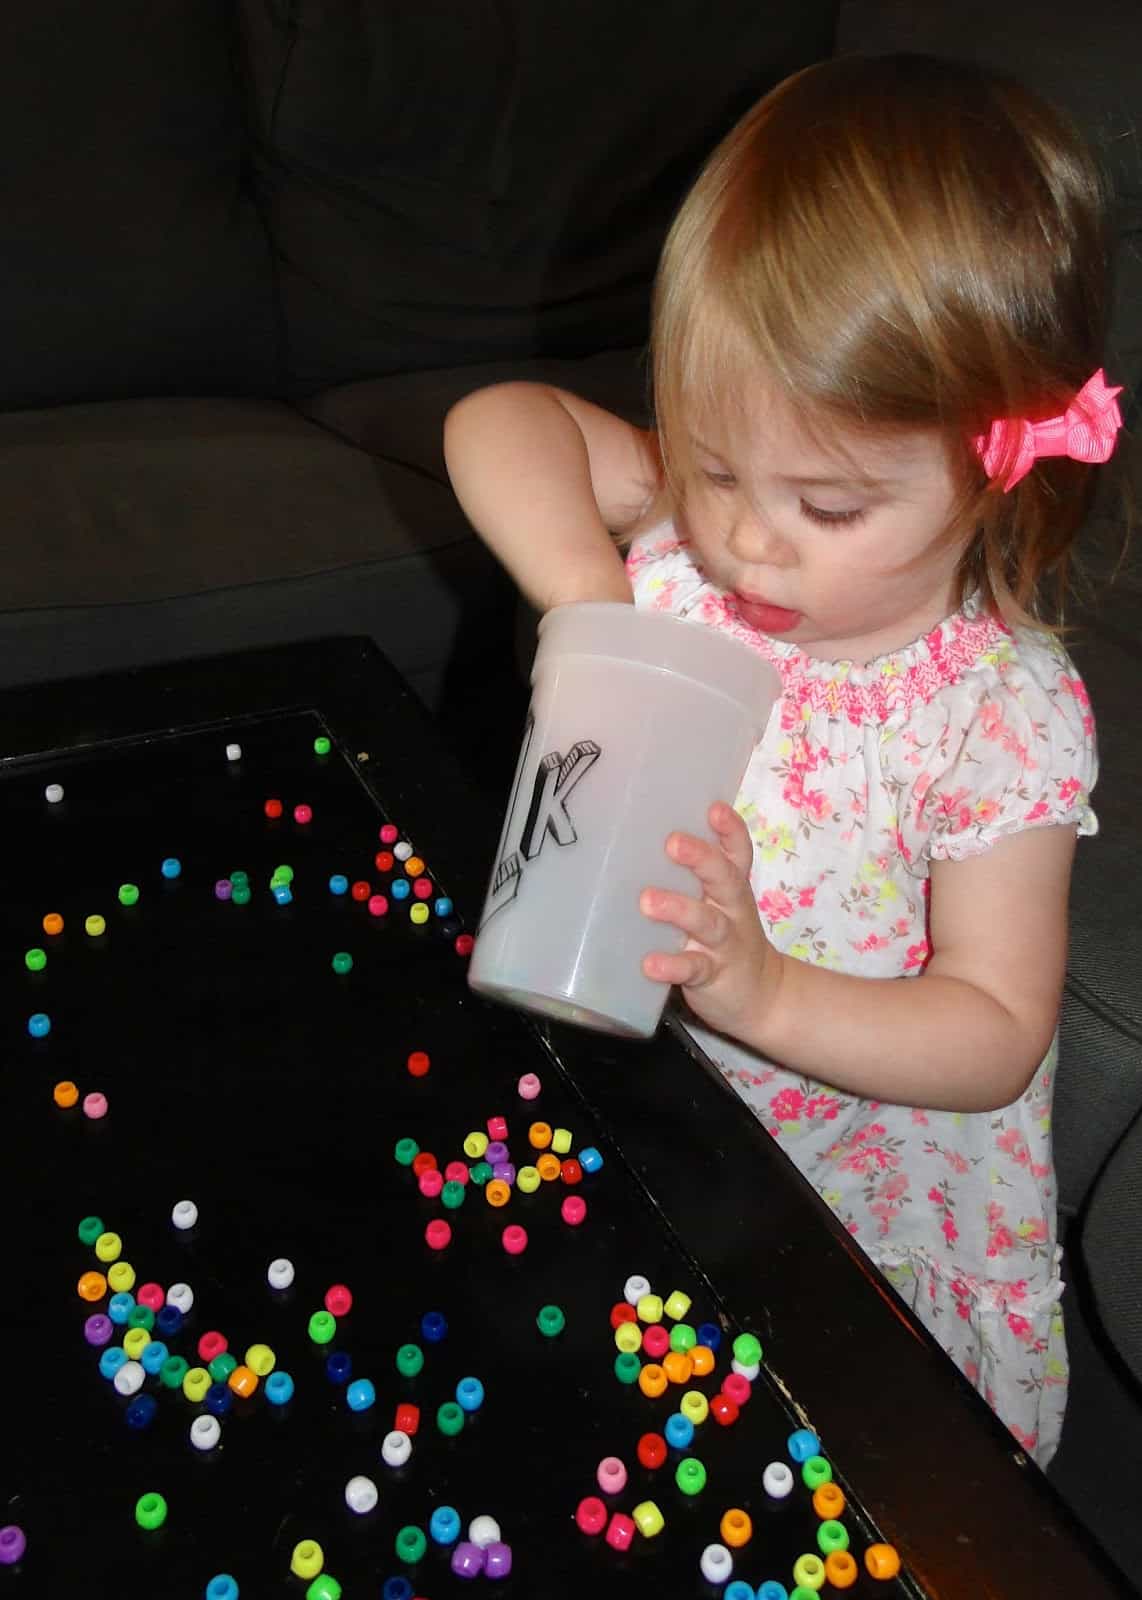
left=627, top=524, right=1099, bottom=1468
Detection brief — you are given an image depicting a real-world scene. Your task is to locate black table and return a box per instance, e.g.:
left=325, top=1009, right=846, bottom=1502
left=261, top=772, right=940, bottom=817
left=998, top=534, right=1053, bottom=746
left=0, top=636, right=1130, bottom=1600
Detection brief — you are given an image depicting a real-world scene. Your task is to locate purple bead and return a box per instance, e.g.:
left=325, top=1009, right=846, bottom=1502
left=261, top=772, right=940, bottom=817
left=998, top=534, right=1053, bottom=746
left=485, top=1141, right=509, bottom=1166
left=0, top=1526, right=26, bottom=1566
left=214, top=878, right=233, bottom=901
left=84, top=1313, right=113, bottom=1346
left=492, top=1162, right=516, bottom=1186
left=449, top=1541, right=485, bottom=1579
left=484, top=1541, right=513, bottom=1580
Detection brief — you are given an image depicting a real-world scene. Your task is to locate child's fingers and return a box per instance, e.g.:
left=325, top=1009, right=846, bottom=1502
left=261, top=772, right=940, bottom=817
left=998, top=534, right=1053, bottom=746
left=708, top=801, right=754, bottom=876
left=664, top=829, right=752, bottom=908
left=642, top=945, right=714, bottom=987
left=639, top=886, right=727, bottom=948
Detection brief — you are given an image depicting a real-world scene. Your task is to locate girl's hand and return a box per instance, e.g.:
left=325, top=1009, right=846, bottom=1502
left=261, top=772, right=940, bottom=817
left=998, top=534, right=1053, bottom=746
left=639, top=801, right=780, bottom=1038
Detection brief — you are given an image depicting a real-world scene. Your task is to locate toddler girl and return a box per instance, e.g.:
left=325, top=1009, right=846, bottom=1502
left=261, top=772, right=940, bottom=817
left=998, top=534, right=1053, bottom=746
left=443, top=53, right=1125, bottom=1467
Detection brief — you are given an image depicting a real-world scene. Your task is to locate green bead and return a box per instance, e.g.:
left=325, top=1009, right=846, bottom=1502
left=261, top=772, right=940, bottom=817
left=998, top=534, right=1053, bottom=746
left=77, top=1215, right=104, bottom=1246
left=394, top=1138, right=419, bottom=1166
left=117, top=884, right=140, bottom=906
left=308, top=1310, right=336, bottom=1345
left=817, top=1519, right=849, bottom=1555
left=209, top=1352, right=238, bottom=1383
left=159, top=1355, right=189, bottom=1389
left=802, top=1455, right=833, bottom=1490
left=134, top=1491, right=167, bottom=1530
left=674, top=1457, right=707, bottom=1496
left=314, top=736, right=332, bottom=756
left=306, top=1578, right=341, bottom=1600
left=395, top=1525, right=427, bottom=1564
left=396, top=1343, right=424, bottom=1377
left=331, top=951, right=353, bottom=975
left=791, top=1590, right=821, bottom=1600
left=231, top=885, right=252, bottom=905
left=732, top=1331, right=762, bottom=1366
left=25, top=948, right=47, bottom=971
left=468, top=1161, right=492, bottom=1187
left=614, top=1352, right=641, bottom=1385
left=669, top=1322, right=697, bottom=1352
left=792, top=1553, right=826, bottom=1590
left=230, top=870, right=249, bottom=887
left=441, top=1180, right=466, bottom=1209
left=537, top=1304, right=566, bottom=1338
left=436, top=1401, right=464, bottom=1436
left=126, top=1306, right=155, bottom=1332
left=273, top=864, right=294, bottom=884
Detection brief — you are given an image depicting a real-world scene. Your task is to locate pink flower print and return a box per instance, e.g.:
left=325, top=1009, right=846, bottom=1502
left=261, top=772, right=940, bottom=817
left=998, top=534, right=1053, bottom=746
left=789, top=738, right=820, bottom=775
left=804, top=1093, right=842, bottom=1122
left=980, top=701, right=1006, bottom=741
left=881, top=1172, right=908, bottom=1200
left=964, top=1359, right=980, bottom=1384
left=892, top=826, right=914, bottom=865
left=975, top=796, right=1000, bottom=825
left=928, top=1186, right=944, bottom=1205
left=942, top=1148, right=971, bottom=1176
left=988, top=1225, right=1015, bottom=1258
left=797, top=885, right=817, bottom=909
left=855, top=932, right=890, bottom=953
left=1017, top=1218, right=1049, bottom=1247
left=986, top=1200, right=1005, bottom=1228
left=758, top=889, right=794, bottom=925
left=782, top=772, right=805, bottom=809
left=995, top=1127, right=1031, bottom=1166
left=769, top=1087, right=805, bottom=1123
left=928, top=1181, right=959, bottom=1247
left=913, top=771, right=934, bottom=805
left=903, top=939, right=930, bottom=972
left=1059, top=674, right=1090, bottom=708
left=1058, top=776, right=1081, bottom=806
left=941, top=1213, right=959, bottom=1246
left=803, top=789, right=831, bottom=823
left=1006, top=1279, right=1029, bottom=1303
left=1009, top=1422, right=1038, bottom=1454
left=934, top=786, right=973, bottom=833
left=1023, top=799, right=1048, bottom=822
left=911, top=1107, right=930, bottom=1126
left=1006, top=1313, right=1033, bottom=1343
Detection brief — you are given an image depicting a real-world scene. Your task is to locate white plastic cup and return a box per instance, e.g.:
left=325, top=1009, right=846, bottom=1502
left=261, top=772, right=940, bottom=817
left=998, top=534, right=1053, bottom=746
left=468, top=602, right=780, bottom=1038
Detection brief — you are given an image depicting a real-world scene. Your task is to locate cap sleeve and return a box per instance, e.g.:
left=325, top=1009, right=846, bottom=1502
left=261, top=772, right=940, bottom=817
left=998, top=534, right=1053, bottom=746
left=894, top=632, right=1098, bottom=865
left=626, top=523, right=707, bottom=616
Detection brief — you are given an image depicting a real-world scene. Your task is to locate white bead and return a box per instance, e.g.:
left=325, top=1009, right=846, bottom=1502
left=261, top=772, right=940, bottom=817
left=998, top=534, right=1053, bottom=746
left=225, top=743, right=242, bottom=762
left=763, top=1461, right=795, bottom=1498
left=344, top=1475, right=378, bottom=1514
left=381, top=1429, right=412, bottom=1467
left=267, top=1257, right=295, bottom=1290
left=699, top=1543, right=733, bottom=1584
left=45, top=783, right=64, bottom=804
left=113, top=1360, right=145, bottom=1396
left=171, top=1199, right=198, bottom=1230
left=468, top=1515, right=501, bottom=1549
left=731, top=1358, right=760, bottom=1382
left=167, top=1282, right=194, bottom=1315
left=623, top=1274, right=651, bottom=1306
left=393, top=841, right=413, bottom=861
left=190, top=1414, right=221, bottom=1451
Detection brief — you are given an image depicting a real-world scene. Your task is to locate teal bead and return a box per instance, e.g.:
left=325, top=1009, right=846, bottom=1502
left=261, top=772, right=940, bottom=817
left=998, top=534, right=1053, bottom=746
left=394, top=1138, right=419, bottom=1166
left=614, top=1352, right=641, bottom=1384
left=77, top=1215, right=104, bottom=1246
left=126, top=1306, right=155, bottom=1332
left=468, top=1161, right=492, bottom=1186
left=396, top=1343, right=424, bottom=1377
left=436, top=1401, right=464, bottom=1436
left=395, top=1525, right=427, bottom=1564
left=441, top=1180, right=466, bottom=1209
left=331, top=951, right=353, bottom=975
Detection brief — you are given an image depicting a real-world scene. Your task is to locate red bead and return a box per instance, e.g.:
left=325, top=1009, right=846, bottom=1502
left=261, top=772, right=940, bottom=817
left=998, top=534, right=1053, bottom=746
left=454, top=933, right=474, bottom=957
left=407, top=1051, right=431, bottom=1078
left=605, top=1512, right=636, bottom=1551
left=263, top=798, right=283, bottom=819
left=559, top=1158, right=583, bottom=1185
left=350, top=880, right=371, bottom=902
left=379, top=824, right=398, bottom=844
left=710, top=1392, right=740, bottom=1427
left=641, top=1324, right=670, bottom=1359
left=575, top=1496, right=608, bottom=1536
left=197, top=1330, right=228, bottom=1363
left=722, top=1372, right=751, bottom=1406
left=395, top=1401, right=420, bottom=1436
left=413, top=877, right=433, bottom=899
left=425, top=1219, right=451, bottom=1251
left=636, top=1432, right=667, bottom=1470
left=324, top=1284, right=353, bottom=1317
left=411, top=1151, right=437, bottom=1176
left=487, top=1115, right=508, bottom=1141
left=610, top=1302, right=638, bottom=1329
left=375, top=850, right=394, bottom=873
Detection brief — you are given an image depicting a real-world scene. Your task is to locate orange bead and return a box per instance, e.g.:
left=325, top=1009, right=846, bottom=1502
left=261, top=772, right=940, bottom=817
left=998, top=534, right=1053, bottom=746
left=536, top=1153, right=561, bottom=1181
left=689, top=1344, right=716, bottom=1377
left=227, top=1364, right=259, bottom=1398
left=825, top=1551, right=859, bottom=1588
left=53, top=1080, right=79, bottom=1108
left=405, top=856, right=425, bottom=877
left=485, top=1179, right=511, bottom=1208
left=42, top=912, right=64, bottom=936
left=528, top=1121, right=553, bottom=1150
left=77, top=1270, right=107, bottom=1302
left=813, top=1482, right=846, bottom=1520
left=719, top=1508, right=752, bottom=1549
left=637, top=1363, right=668, bottom=1399
left=865, top=1543, right=902, bottom=1581
left=662, top=1350, right=693, bottom=1385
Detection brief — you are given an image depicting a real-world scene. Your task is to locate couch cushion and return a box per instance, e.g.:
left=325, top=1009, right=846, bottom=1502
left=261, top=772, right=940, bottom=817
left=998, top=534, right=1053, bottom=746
left=0, top=1, right=277, bottom=408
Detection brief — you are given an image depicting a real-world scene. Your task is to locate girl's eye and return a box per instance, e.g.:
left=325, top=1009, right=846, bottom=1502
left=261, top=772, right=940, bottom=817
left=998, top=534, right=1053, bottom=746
left=800, top=499, right=866, bottom=526
left=701, top=469, right=737, bottom=489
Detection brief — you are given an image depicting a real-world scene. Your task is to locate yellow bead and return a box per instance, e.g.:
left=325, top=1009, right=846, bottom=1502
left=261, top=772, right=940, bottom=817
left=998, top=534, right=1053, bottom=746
left=824, top=1551, right=859, bottom=1589
left=94, top=1231, right=122, bottom=1263
left=536, top=1153, right=561, bottom=1181
left=550, top=1126, right=573, bottom=1155
left=864, top=1544, right=902, bottom=1581
left=516, top=1165, right=541, bottom=1193
left=84, top=913, right=106, bottom=937
left=124, top=1327, right=151, bottom=1360
left=662, top=1350, right=692, bottom=1385
left=527, top=1121, right=552, bottom=1150
left=77, top=1270, right=107, bottom=1302
left=245, top=1343, right=276, bottom=1377
left=614, top=1322, right=643, bottom=1354
left=183, top=1367, right=210, bottom=1403
left=228, top=1364, right=258, bottom=1398
left=680, top=1390, right=709, bottom=1425
left=409, top=902, right=429, bottom=925
left=689, top=1344, right=716, bottom=1377
left=637, top=1363, right=668, bottom=1399
left=632, top=1501, right=664, bottom=1538
left=463, top=1131, right=488, bottom=1159
left=107, top=1260, right=136, bottom=1292
left=792, top=1553, right=826, bottom=1591
left=290, top=1540, right=324, bottom=1580
left=663, top=1290, right=691, bottom=1320
left=720, top=1508, right=752, bottom=1548
left=485, top=1179, right=511, bottom=1208
left=636, top=1294, right=664, bottom=1324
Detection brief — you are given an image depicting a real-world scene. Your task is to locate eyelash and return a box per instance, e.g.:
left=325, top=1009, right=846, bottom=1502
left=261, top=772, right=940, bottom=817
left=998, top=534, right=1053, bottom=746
left=700, top=471, right=867, bottom=527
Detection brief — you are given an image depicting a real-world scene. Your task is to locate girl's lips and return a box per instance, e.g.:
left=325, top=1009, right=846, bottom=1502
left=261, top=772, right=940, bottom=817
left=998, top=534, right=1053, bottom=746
left=733, top=594, right=803, bottom=634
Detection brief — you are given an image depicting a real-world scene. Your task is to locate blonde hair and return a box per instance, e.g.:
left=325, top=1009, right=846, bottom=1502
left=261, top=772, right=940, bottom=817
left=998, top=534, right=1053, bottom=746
left=651, top=54, right=1116, bottom=629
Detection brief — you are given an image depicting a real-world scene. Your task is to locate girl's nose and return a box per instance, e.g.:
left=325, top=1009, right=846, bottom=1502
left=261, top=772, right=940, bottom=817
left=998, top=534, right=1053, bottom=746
left=726, top=508, right=791, bottom=567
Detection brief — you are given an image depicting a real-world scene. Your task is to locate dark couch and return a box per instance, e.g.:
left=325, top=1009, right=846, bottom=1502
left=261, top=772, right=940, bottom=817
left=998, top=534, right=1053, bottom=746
left=3, top=0, right=1139, bottom=1581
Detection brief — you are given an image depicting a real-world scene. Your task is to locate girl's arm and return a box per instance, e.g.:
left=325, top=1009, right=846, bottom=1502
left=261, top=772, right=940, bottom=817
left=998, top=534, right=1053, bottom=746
left=443, top=382, right=666, bottom=613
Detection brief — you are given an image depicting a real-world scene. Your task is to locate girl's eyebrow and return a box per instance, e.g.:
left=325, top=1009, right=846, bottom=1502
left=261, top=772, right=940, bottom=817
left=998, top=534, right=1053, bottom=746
left=778, top=473, right=899, bottom=491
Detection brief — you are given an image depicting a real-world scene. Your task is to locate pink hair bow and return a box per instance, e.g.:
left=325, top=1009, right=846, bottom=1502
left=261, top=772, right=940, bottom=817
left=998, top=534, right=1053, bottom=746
left=974, top=368, right=1124, bottom=492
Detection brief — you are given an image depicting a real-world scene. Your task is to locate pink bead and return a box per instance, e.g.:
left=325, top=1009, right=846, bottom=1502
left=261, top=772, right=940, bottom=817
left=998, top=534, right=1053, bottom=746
left=367, top=894, right=389, bottom=918
left=722, top=1372, right=752, bottom=1406
left=486, top=1115, right=508, bottom=1141
left=575, top=1497, right=607, bottom=1536
left=136, top=1282, right=165, bottom=1312
left=412, top=876, right=433, bottom=899
left=501, top=1224, right=528, bottom=1256
left=293, top=803, right=313, bottom=824
left=324, top=1283, right=353, bottom=1317
left=596, top=1456, right=628, bottom=1494
left=426, top=1219, right=452, bottom=1251
left=641, top=1324, right=670, bottom=1359
left=517, top=1073, right=541, bottom=1100
left=605, top=1512, right=636, bottom=1551
left=444, top=1161, right=469, bottom=1185
left=379, top=823, right=398, bottom=844
left=417, top=1169, right=444, bottom=1198
left=82, top=1092, right=108, bottom=1120
left=561, top=1195, right=587, bottom=1227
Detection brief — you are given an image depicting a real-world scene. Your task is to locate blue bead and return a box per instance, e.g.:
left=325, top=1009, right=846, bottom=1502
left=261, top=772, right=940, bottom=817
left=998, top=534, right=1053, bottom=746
left=725, top=1585, right=755, bottom=1600
left=428, top=1505, right=461, bottom=1545
left=433, top=896, right=453, bottom=918
left=140, top=1340, right=169, bottom=1375
left=161, top=857, right=181, bottom=879
left=578, top=1146, right=604, bottom=1173
left=787, top=1427, right=820, bottom=1463
left=99, top=1347, right=128, bottom=1379
left=27, top=1013, right=51, bottom=1038
left=125, top=1393, right=158, bottom=1430
left=206, top=1577, right=240, bottom=1600
left=455, top=1376, right=484, bottom=1413
left=381, top=1580, right=413, bottom=1600
left=329, top=874, right=349, bottom=895
left=390, top=878, right=410, bottom=901
left=346, top=1378, right=375, bottom=1412
left=325, top=1351, right=352, bottom=1385
left=696, top=1321, right=722, bottom=1352
left=664, top=1412, right=694, bottom=1449
left=108, top=1292, right=135, bottom=1325
left=757, top=1583, right=789, bottom=1600
left=265, top=1371, right=294, bottom=1406
left=420, top=1311, right=448, bottom=1344
left=272, top=884, right=292, bottom=905
left=156, top=1306, right=183, bottom=1339
left=205, top=1382, right=233, bottom=1417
